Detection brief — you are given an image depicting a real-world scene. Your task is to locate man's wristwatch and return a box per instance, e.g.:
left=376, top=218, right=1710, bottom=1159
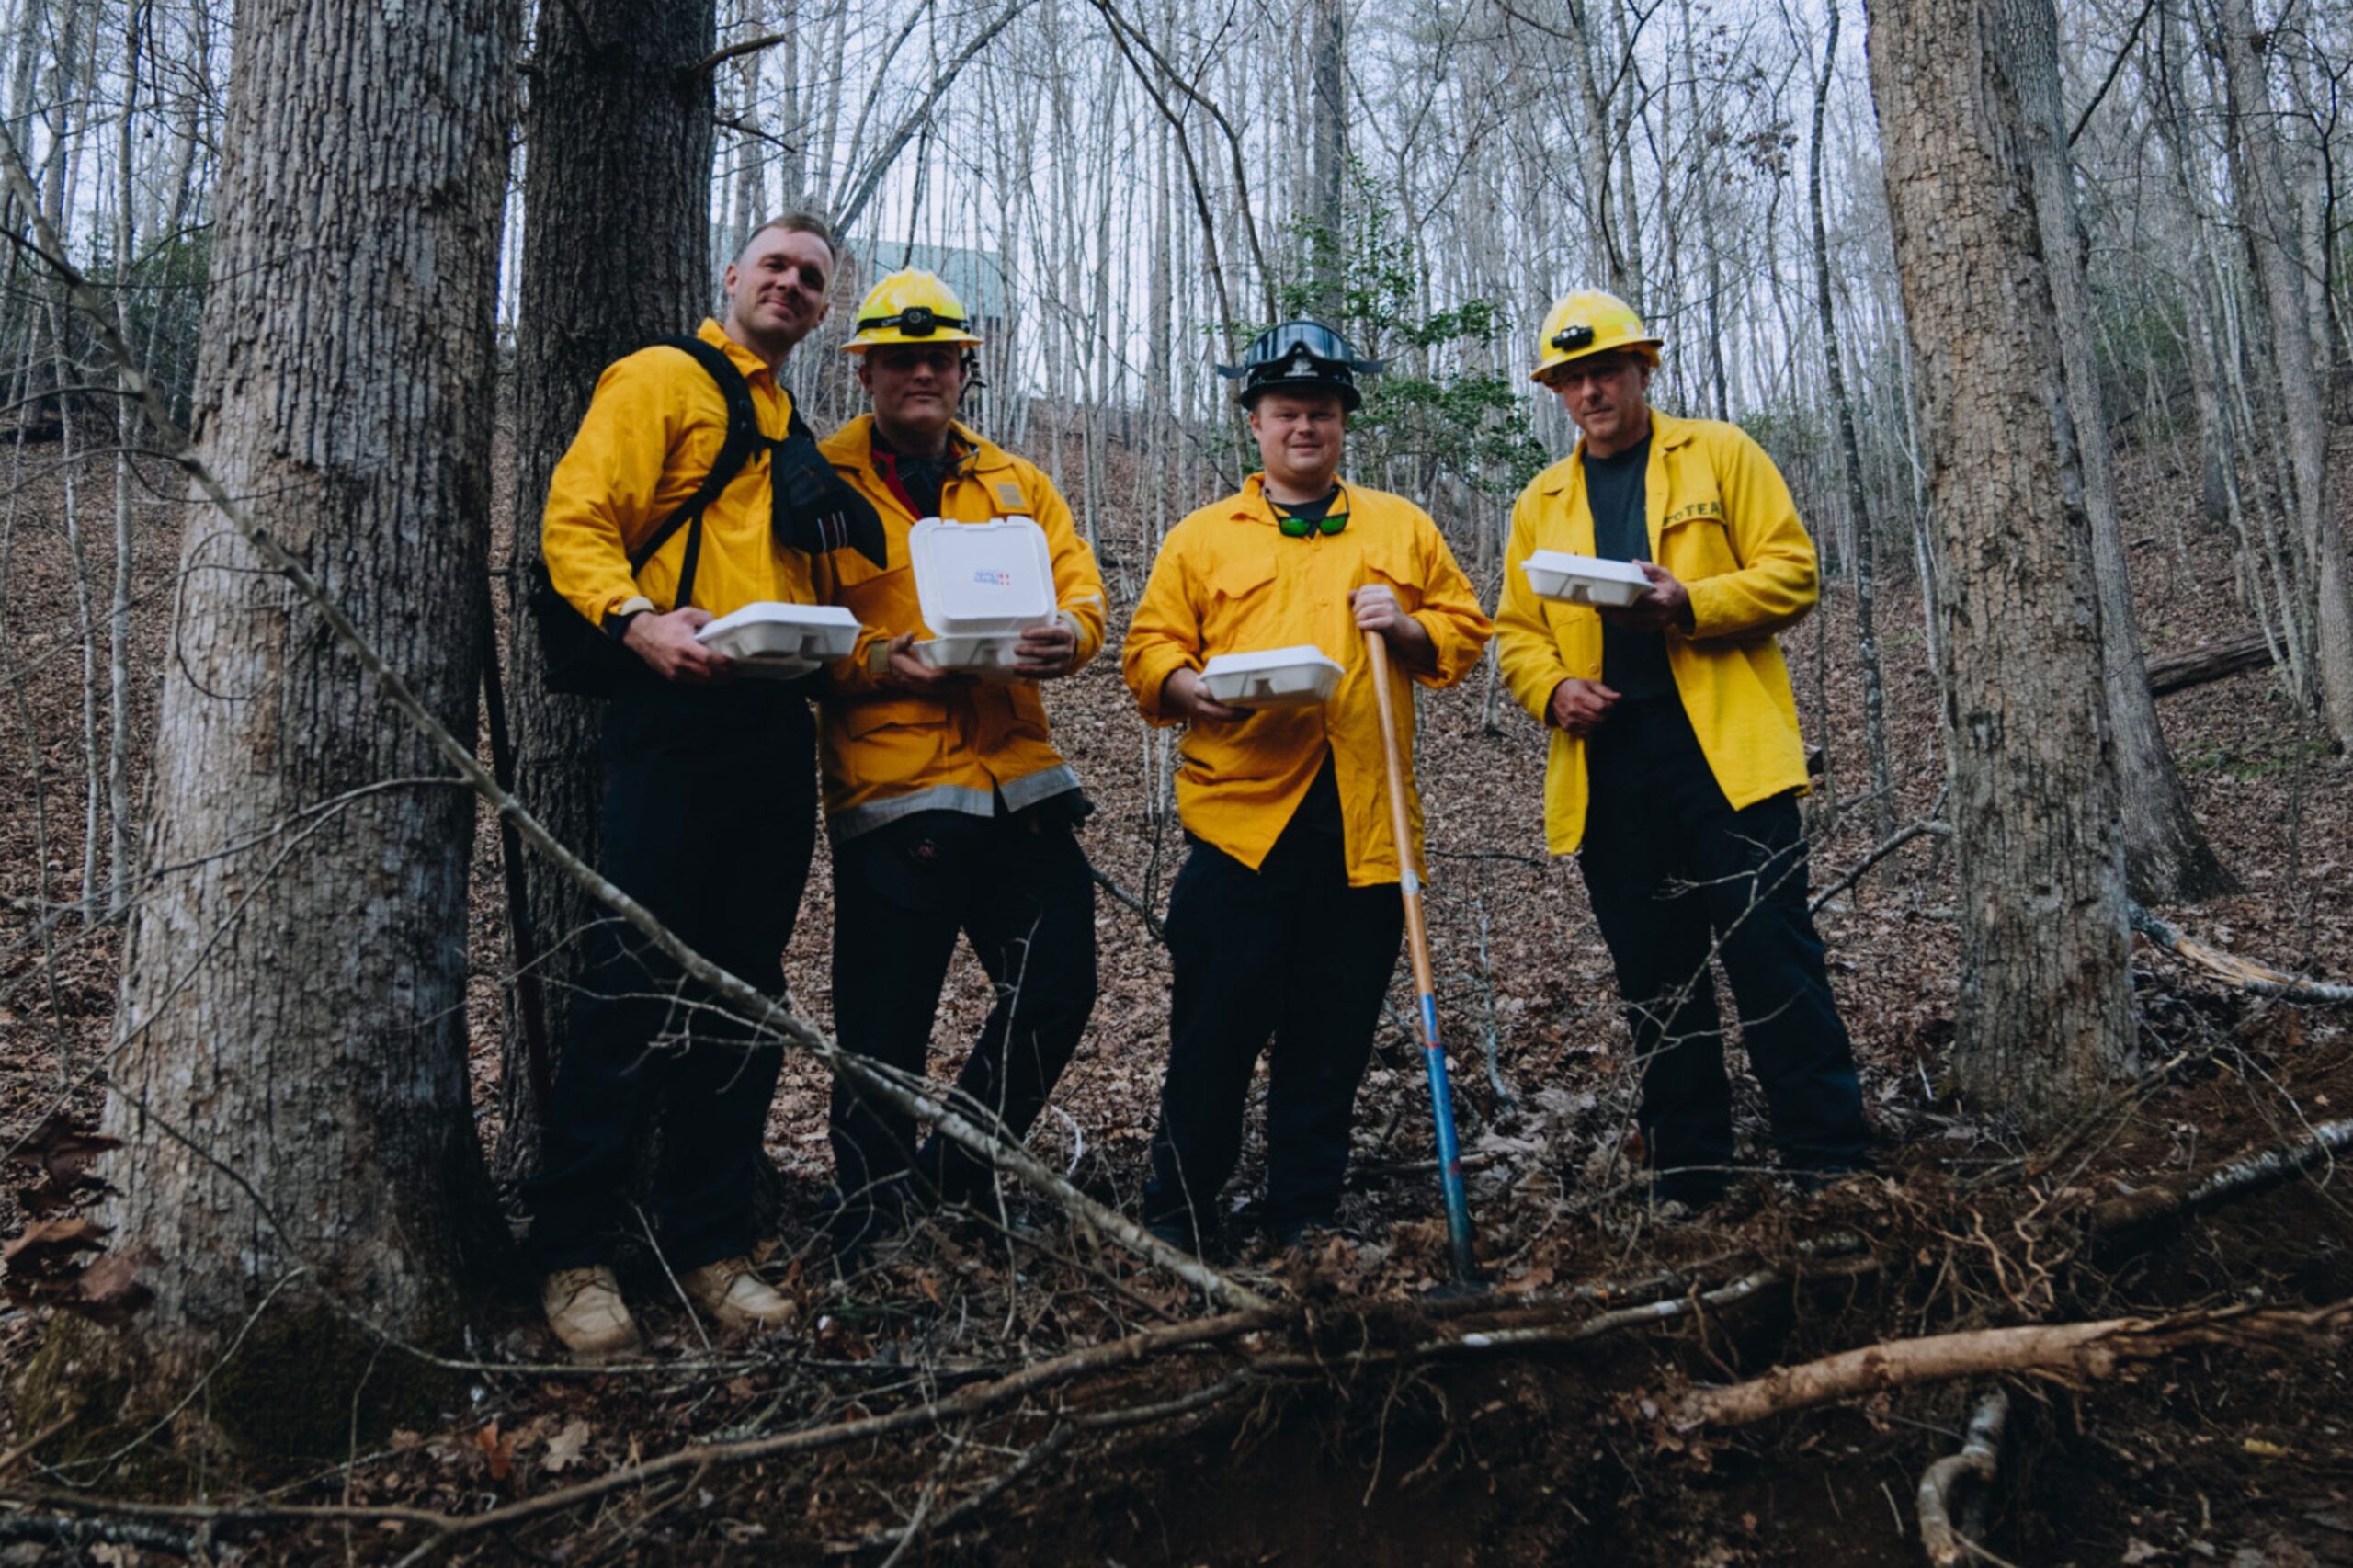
left=603, top=595, right=656, bottom=642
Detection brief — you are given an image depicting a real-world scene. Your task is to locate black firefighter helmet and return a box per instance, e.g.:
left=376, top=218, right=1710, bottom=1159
left=1218, top=319, right=1383, bottom=412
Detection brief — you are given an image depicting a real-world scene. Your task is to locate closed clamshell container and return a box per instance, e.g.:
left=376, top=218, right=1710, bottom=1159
left=1520, top=551, right=1651, bottom=608
left=910, top=516, right=1057, bottom=635
left=1199, top=645, right=1346, bottom=709
left=695, top=602, right=864, bottom=677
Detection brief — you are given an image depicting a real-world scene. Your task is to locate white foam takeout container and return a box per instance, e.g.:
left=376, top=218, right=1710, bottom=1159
left=914, top=631, right=1029, bottom=683
left=910, top=516, right=1058, bottom=636
left=695, top=602, right=863, bottom=678
left=1199, top=645, right=1346, bottom=710
left=1520, top=551, right=1652, bottom=608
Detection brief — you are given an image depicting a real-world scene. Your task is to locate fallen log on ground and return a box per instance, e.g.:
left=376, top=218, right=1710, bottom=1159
left=2129, top=903, right=2353, bottom=1003
left=1672, top=1299, right=2350, bottom=1430
left=1917, top=1388, right=2009, bottom=1568
left=2144, top=631, right=2272, bottom=696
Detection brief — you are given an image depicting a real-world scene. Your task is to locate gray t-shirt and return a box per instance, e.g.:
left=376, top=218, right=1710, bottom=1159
left=1583, top=435, right=1673, bottom=700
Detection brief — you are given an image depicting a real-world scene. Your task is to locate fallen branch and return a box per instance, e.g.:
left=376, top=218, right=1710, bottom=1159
left=2129, top=902, right=2353, bottom=1004
left=1673, top=1298, right=2350, bottom=1430
left=1916, top=1388, right=2009, bottom=1567
left=2088, top=1118, right=2353, bottom=1234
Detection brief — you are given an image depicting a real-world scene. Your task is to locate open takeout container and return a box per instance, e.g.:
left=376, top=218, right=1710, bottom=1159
left=910, top=516, right=1057, bottom=636
left=695, top=602, right=863, bottom=678
left=1520, top=551, right=1651, bottom=608
left=1199, top=645, right=1346, bottom=710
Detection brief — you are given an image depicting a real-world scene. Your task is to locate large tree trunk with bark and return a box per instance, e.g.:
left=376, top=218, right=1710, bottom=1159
left=1866, top=0, right=2133, bottom=1132
left=2001, top=0, right=2233, bottom=901
left=65, top=0, right=514, bottom=1454
left=495, top=0, right=719, bottom=1192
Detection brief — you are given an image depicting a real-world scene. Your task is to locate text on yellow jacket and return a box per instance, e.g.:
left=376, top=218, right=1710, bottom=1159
left=1494, top=409, right=1818, bottom=856
left=1122, top=475, right=1493, bottom=888
left=541, top=319, right=815, bottom=624
left=811, top=414, right=1107, bottom=837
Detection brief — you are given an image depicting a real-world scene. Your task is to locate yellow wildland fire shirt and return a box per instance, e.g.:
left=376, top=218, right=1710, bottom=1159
left=811, top=415, right=1107, bottom=837
left=540, top=319, right=817, bottom=625
left=1495, top=409, right=1818, bottom=855
left=1123, top=475, right=1492, bottom=888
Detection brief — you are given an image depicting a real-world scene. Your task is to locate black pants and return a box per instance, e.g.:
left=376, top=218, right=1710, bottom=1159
left=1580, top=695, right=1869, bottom=1197
left=828, top=804, right=1097, bottom=1220
left=523, top=679, right=816, bottom=1272
left=1143, top=816, right=1404, bottom=1243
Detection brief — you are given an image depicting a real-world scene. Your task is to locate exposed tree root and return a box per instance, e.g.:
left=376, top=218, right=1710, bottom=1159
left=1917, top=1388, right=2009, bottom=1567
left=2131, top=902, right=2353, bottom=1003
left=1673, top=1299, right=2350, bottom=1430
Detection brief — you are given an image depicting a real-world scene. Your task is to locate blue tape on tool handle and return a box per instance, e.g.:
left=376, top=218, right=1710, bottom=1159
left=1417, top=989, right=1477, bottom=1280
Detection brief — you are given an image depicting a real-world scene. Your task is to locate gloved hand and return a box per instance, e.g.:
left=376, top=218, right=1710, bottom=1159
left=770, top=429, right=889, bottom=569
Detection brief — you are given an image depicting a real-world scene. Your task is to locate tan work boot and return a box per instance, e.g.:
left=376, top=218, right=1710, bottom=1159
left=678, top=1256, right=798, bottom=1336
left=541, top=1265, right=641, bottom=1359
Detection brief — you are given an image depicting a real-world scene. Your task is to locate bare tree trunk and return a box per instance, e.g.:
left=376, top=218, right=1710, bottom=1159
left=1309, top=0, right=1344, bottom=316
left=2003, top=0, right=2233, bottom=901
left=73, top=0, right=514, bottom=1453
left=497, top=0, right=720, bottom=1192
left=1809, top=6, right=1893, bottom=838
left=1866, top=0, right=2133, bottom=1131
left=2217, top=0, right=2353, bottom=743
left=105, top=0, right=141, bottom=919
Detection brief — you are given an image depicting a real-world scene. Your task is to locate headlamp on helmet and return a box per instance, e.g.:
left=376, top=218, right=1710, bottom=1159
left=843, top=270, right=985, bottom=354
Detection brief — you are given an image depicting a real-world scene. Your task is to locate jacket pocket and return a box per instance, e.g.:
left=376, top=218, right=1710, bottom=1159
left=1211, top=552, right=1278, bottom=603
left=1659, top=503, right=1738, bottom=579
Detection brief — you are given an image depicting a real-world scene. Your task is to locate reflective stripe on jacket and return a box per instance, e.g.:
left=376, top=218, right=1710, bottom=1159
left=541, top=318, right=814, bottom=624
left=1495, top=410, right=1817, bottom=855
left=1122, top=475, right=1492, bottom=888
left=812, top=414, right=1107, bottom=837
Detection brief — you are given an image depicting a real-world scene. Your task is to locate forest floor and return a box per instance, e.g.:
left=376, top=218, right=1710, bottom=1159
left=0, top=415, right=2347, bottom=1565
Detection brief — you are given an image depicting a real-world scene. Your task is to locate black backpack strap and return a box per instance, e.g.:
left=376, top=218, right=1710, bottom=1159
left=625, top=335, right=765, bottom=608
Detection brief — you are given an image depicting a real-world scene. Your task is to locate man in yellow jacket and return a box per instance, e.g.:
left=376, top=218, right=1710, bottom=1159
left=812, top=270, right=1106, bottom=1260
left=1495, top=290, right=1869, bottom=1210
left=1123, top=320, right=1492, bottom=1251
left=529, top=213, right=877, bottom=1355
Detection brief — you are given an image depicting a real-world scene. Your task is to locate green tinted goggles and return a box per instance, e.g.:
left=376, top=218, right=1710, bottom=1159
left=1277, top=509, right=1348, bottom=539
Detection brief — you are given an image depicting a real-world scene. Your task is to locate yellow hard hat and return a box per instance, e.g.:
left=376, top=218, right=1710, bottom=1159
left=842, top=269, right=984, bottom=353
left=1529, top=290, right=1662, bottom=382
